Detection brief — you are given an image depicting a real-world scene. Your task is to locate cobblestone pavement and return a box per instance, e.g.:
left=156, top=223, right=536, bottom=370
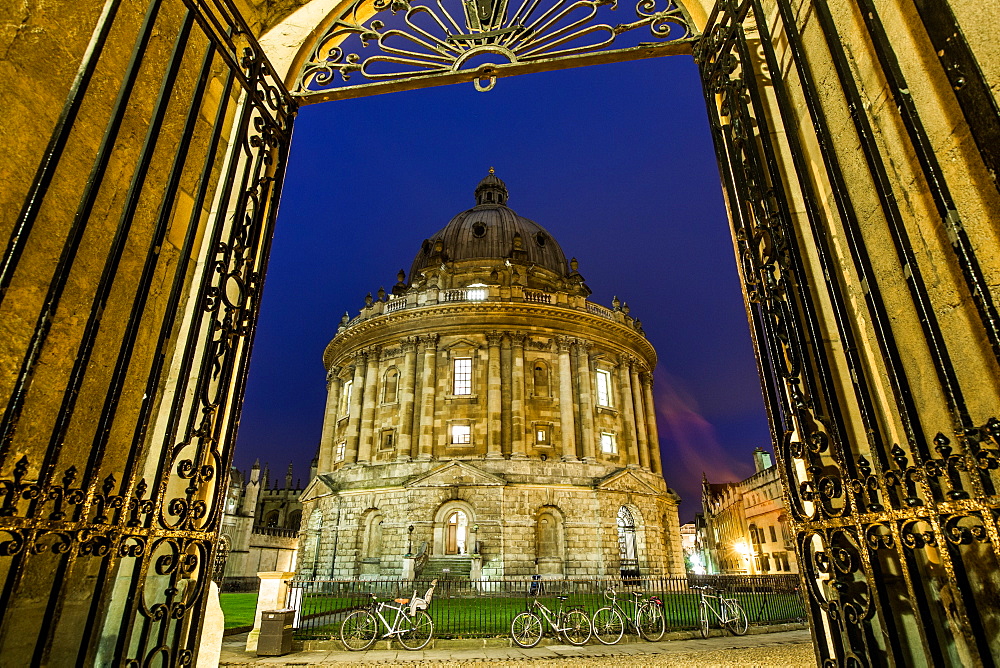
left=220, top=629, right=815, bottom=667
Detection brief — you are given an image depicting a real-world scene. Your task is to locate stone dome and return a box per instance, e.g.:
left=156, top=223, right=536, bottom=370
left=409, top=171, right=569, bottom=281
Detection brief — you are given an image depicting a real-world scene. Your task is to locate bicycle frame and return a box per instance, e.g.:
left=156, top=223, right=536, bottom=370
left=697, top=589, right=737, bottom=625
left=370, top=600, right=410, bottom=638
left=532, top=599, right=569, bottom=632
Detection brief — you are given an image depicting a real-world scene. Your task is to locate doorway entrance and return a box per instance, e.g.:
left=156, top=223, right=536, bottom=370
left=3, top=0, right=999, bottom=665
left=445, top=510, right=469, bottom=555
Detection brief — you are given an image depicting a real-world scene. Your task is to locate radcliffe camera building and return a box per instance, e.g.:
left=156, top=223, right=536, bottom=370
left=298, top=172, right=685, bottom=579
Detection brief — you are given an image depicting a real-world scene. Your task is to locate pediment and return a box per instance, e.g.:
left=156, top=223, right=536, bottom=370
left=406, top=461, right=506, bottom=488
left=596, top=469, right=660, bottom=495
left=442, top=337, right=481, bottom=352
left=300, top=474, right=338, bottom=502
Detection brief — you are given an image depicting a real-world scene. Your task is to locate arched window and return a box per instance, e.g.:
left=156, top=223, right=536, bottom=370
left=383, top=368, right=399, bottom=403
left=532, top=361, right=549, bottom=397
left=617, top=506, right=640, bottom=578
left=287, top=509, right=302, bottom=531
left=341, top=380, right=353, bottom=415
left=264, top=510, right=280, bottom=528
left=445, top=510, right=468, bottom=555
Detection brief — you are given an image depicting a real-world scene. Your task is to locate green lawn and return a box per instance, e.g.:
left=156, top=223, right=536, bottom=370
left=292, top=590, right=805, bottom=639
left=220, top=592, right=259, bottom=629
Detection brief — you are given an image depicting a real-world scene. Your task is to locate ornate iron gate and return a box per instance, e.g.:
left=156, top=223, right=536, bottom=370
left=0, top=0, right=293, bottom=663
left=696, top=0, right=1000, bottom=665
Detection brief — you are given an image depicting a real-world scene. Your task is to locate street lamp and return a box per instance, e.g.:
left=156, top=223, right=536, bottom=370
left=407, top=524, right=414, bottom=556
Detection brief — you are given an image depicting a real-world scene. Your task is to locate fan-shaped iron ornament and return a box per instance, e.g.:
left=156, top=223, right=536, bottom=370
left=293, top=0, right=697, bottom=100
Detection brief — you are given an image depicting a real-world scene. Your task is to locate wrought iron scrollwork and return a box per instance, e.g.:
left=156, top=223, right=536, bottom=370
left=294, top=0, right=695, bottom=97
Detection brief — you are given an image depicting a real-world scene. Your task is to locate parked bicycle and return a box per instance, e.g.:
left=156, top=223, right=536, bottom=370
left=591, top=585, right=666, bottom=644
left=691, top=585, right=748, bottom=638
left=340, top=579, right=437, bottom=650
left=510, top=594, right=592, bottom=648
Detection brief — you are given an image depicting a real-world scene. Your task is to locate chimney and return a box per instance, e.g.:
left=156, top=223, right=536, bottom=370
left=753, top=447, right=773, bottom=472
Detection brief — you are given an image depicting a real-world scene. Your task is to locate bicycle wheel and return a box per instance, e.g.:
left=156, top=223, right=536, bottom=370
left=340, top=609, right=378, bottom=651
left=511, top=611, right=543, bottom=648
left=698, top=601, right=710, bottom=639
left=561, top=608, right=592, bottom=645
left=591, top=607, right=625, bottom=645
left=637, top=601, right=666, bottom=642
left=397, top=609, right=434, bottom=650
left=724, top=600, right=749, bottom=636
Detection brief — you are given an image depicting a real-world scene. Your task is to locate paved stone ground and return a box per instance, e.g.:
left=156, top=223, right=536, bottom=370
left=220, top=629, right=815, bottom=667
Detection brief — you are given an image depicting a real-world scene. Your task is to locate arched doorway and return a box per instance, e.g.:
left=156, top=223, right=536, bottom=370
left=616, top=506, right=640, bottom=579
left=5, top=0, right=1000, bottom=664
left=433, top=501, right=477, bottom=556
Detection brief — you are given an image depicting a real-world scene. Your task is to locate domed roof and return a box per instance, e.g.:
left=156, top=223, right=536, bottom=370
left=409, top=170, right=569, bottom=280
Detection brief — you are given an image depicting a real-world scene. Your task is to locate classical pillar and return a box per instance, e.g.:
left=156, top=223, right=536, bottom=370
left=631, top=362, right=650, bottom=470
left=357, top=346, right=380, bottom=463
left=509, top=332, right=527, bottom=458
left=417, top=335, right=438, bottom=459
left=317, top=367, right=342, bottom=473
left=575, top=339, right=596, bottom=461
left=486, top=331, right=503, bottom=458
left=617, top=356, right=639, bottom=467
left=557, top=336, right=577, bottom=461
left=396, top=336, right=418, bottom=460
left=344, top=351, right=367, bottom=464
left=642, top=373, right=662, bottom=474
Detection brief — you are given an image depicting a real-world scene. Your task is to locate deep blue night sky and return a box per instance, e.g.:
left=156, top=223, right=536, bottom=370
left=234, top=54, right=771, bottom=522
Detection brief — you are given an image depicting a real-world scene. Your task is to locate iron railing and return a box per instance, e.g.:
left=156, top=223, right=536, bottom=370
left=286, top=575, right=805, bottom=639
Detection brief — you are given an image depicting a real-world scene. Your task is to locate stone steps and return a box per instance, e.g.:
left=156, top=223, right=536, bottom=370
left=421, top=556, right=472, bottom=579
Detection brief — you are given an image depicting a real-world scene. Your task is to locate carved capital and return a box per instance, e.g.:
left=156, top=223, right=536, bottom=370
left=508, top=331, right=526, bottom=347
left=486, top=330, right=504, bottom=347
left=556, top=335, right=574, bottom=353
left=400, top=336, right=419, bottom=353
left=574, top=338, right=592, bottom=355
left=421, top=333, right=439, bottom=349
left=326, top=366, right=342, bottom=388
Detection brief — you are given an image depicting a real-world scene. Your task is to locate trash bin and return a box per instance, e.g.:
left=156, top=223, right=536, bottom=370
left=257, top=608, right=295, bottom=656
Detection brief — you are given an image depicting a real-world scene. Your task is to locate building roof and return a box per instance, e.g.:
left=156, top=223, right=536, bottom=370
left=409, top=170, right=570, bottom=280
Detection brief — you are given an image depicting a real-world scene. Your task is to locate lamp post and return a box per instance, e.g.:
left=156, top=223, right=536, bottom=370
left=407, top=524, right=414, bottom=556
left=472, top=524, right=479, bottom=554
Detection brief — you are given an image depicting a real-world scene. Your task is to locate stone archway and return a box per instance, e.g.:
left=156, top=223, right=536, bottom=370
left=2, top=0, right=999, bottom=664
left=432, top=500, right=477, bottom=556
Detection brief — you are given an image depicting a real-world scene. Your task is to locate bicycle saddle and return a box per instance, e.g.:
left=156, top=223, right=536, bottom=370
left=394, top=598, right=410, bottom=604
left=556, top=596, right=568, bottom=601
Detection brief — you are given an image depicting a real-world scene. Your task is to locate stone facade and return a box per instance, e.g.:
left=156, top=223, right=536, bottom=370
left=219, top=461, right=310, bottom=581
left=698, top=449, right=798, bottom=576
left=297, top=174, right=685, bottom=579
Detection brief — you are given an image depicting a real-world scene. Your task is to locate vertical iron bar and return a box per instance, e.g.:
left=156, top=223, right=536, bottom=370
left=0, top=0, right=167, bottom=465
left=854, top=0, right=1000, bottom=372
left=910, top=0, right=1000, bottom=199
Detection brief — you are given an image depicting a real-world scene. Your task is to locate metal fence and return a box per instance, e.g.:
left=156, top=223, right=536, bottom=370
left=286, top=574, right=805, bottom=639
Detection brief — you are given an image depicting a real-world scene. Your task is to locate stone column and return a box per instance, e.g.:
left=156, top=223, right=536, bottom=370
left=396, top=336, right=419, bottom=461
left=357, top=345, right=381, bottom=463
left=344, top=351, right=367, bottom=464
left=510, top=332, right=527, bottom=458
left=557, top=336, right=577, bottom=461
left=486, top=331, right=503, bottom=458
left=642, top=373, right=662, bottom=474
left=417, top=335, right=438, bottom=460
left=631, top=363, right=650, bottom=470
left=575, top=339, right=596, bottom=461
left=316, top=367, right=341, bottom=474
left=617, top=356, right=639, bottom=467
left=245, top=571, right=296, bottom=652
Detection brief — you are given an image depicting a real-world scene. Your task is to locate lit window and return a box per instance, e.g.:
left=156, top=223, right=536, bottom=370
left=536, top=425, right=550, bottom=445
left=596, top=369, right=612, bottom=407
left=453, top=358, right=472, bottom=395
left=336, top=441, right=346, bottom=461
left=451, top=424, right=471, bottom=444
left=600, top=432, right=616, bottom=454
left=342, top=380, right=353, bottom=415
left=466, top=283, right=487, bottom=301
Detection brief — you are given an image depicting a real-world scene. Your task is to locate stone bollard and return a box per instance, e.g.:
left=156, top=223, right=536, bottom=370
left=401, top=557, right=415, bottom=581
left=245, top=571, right=296, bottom=653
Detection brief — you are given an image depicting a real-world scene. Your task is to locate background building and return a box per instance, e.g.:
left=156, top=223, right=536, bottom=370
left=218, top=460, right=311, bottom=583
left=698, top=448, right=797, bottom=575
left=297, top=173, right=685, bottom=580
